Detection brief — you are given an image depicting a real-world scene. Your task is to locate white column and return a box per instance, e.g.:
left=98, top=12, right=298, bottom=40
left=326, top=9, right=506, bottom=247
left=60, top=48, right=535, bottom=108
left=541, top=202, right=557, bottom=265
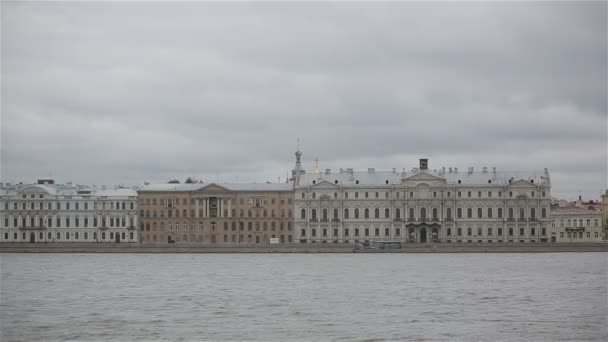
left=205, top=199, right=209, bottom=218
left=218, top=199, right=222, bottom=218
left=196, top=199, right=200, bottom=218
left=228, top=199, right=232, bottom=218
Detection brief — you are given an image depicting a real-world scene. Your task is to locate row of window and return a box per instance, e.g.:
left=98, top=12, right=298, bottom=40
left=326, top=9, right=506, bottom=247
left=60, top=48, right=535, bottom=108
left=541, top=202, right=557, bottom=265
left=142, top=197, right=293, bottom=206
left=143, top=221, right=293, bottom=232
left=559, top=232, right=601, bottom=239
left=3, top=231, right=135, bottom=241
left=552, top=218, right=600, bottom=228
left=300, top=207, right=548, bottom=220
left=3, top=201, right=135, bottom=211
left=446, top=227, right=547, bottom=237
left=141, top=208, right=293, bottom=219
left=1, top=216, right=135, bottom=229
left=143, top=234, right=293, bottom=243
left=300, top=239, right=547, bottom=243
left=301, top=190, right=547, bottom=199
left=299, top=227, right=547, bottom=238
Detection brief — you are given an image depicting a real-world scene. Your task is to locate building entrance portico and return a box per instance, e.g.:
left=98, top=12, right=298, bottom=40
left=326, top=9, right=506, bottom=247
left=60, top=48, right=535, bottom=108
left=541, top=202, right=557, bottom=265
left=407, top=223, right=441, bottom=243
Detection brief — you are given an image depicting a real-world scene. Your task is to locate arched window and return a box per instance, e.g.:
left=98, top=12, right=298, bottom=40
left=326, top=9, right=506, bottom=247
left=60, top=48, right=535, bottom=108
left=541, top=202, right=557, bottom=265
left=421, top=208, right=427, bottom=219
left=355, top=208, right=360, bottom=219
left=467, top=208, right=472, bottom=218
left=487, top=208, right=493, bottom=218
left=344, top=208, right=350, bottom=219
left=477, top=208, right=482, bottom=218
left=447, top=208, right=452, bottom=220
left=519, top=208, right=525, bottom=219
left=223, top=235, right=228, bottom=242
left=374, top=208, right=380, bottom=219
left=541, top=208, right=547, bottom=218
left=301, top=193, right=305, bottom=199
left=395, top=208, right=401, bottom=219
left=312, top=209, right=317, bottom=220
left=312, top=192, right=316, bottom=199
left=301, top=209, right=306, bottom=219
left=409, top=208, right=415, bottom=220
left=385, top=208, right=390, bottom=218
left=508, top=208, right=514, bottom=219
left=333, top=209, right=338, bottom=220
left=432, top=208, right=438, bottom=220
left=498, top=208, right=503, bottom=218
left=364, top=208, right=369, bottom=219
left=322, top=209, right=328, bottom=221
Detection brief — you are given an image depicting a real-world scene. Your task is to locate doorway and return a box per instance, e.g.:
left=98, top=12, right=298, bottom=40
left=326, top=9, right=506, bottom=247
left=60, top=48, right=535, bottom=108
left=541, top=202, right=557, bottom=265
left=420, top=228, right=427, bottom=243
left=115, top=233, right=120, bottom=243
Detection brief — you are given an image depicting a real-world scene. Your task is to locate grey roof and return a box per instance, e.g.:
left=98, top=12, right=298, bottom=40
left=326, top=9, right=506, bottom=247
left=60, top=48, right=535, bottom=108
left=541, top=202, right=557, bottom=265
left=0, top=184, right=137, bottom=197
left=139, top=182, right=293, bottom=192
left=297, top=169, right=550, bottom=187
left=551, top=206, right=602, bottom=215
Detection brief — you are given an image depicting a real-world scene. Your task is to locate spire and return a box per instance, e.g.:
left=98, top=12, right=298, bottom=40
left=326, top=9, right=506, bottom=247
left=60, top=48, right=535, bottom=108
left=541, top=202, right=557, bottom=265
left=313, top=157, right=321, bottom=175
left=290, top=140, right=305, bottom=187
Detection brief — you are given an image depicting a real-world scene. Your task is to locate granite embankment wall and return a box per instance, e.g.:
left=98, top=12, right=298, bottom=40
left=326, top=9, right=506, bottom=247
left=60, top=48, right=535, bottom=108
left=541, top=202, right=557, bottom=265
left=1, top=243, right=607, bottom=253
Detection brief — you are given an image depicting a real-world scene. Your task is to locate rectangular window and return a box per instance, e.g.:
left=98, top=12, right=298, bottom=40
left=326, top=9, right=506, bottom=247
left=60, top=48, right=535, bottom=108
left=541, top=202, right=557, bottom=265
left=467, top=228, right=472, bottom=236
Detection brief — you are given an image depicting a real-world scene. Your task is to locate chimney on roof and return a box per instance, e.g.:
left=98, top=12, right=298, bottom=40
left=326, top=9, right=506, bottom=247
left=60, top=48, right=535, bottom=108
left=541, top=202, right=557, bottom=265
left=449, top=167, right=453, bottom=173
left=442, top=166, right=446, bottom=174
left=339, top=168, right=344, bottom=174
left=392, top=168, right=396, bottom=173
left=368, top=168, right=375, bottom=173
left=454, top=167, right=458, bottom=173
left=325, top=169, right=331, bottom=174
left=493, top=167, right=496, bottom=173
left=482, top=166, right=488, bottom=173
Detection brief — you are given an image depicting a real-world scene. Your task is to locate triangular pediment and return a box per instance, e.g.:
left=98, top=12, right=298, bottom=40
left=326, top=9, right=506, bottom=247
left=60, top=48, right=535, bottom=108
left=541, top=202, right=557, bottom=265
left=508, top=179, right=535, bottom=188
left=401, top=171, right=446, bottom=185
left=404, top=172, right=445, bottom=181
left=310, top=180, right=339, bottom=189
left=197, top=183, right=230, bottom=192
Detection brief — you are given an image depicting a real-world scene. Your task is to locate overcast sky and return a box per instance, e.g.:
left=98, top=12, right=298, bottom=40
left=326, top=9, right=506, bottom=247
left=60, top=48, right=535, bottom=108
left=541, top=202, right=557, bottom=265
left=1, top=1, right=606, bottom=200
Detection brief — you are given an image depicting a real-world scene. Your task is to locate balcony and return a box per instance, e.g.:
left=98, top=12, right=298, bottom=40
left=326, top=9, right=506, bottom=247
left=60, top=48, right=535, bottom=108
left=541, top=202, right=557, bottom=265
left=408, top=218, right=415, bottom=222
left=309, top=218, right=318, bottom=222
left=445, top=217, right=454, bottom=222
left=393, top=218, right=403, bottom=222
left=18, top=226, right=46, bottom=230
left=98, top=226, right=109, bottom=231
left=331, top=218, right=340, bottom=222
left=507, top=218, right=515, bottom=222
left=127, top=226, right=136, bottom=231
left=320, top=218, right=329, bottom=222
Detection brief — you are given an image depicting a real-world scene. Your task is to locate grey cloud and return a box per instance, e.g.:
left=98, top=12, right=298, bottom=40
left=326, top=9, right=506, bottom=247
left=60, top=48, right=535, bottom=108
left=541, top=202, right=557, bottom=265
left=1, top=1, right=606, bottom=199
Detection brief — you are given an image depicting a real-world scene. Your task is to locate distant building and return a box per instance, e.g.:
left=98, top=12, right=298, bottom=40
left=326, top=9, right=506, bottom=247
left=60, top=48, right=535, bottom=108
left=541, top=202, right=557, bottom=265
left=292, top=154, right=552, bottom=244
left=138, top=183, right=294, bottom=244
left=550, top=205, right=603, bottom=243
left=0, top=181, right=138, bottom=243
left=602, top=190, right=608, bottom=239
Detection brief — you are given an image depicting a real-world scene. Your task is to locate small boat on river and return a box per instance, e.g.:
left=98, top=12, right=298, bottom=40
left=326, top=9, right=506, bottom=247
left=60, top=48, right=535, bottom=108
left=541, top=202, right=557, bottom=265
left=353, top=240, right=402, bottom=253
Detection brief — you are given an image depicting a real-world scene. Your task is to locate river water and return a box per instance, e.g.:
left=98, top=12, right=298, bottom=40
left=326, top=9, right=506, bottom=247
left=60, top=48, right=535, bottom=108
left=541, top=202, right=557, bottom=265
left=1, top=253, right=606, bottom=341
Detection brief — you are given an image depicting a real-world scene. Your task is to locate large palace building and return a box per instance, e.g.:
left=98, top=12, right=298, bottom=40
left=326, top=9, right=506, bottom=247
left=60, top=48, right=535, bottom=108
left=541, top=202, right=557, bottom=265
left=0, top=180, right=138, bottom=243
left=138, top=183, right=294, bottom=244
left=292, top=153, right=552, bottom=244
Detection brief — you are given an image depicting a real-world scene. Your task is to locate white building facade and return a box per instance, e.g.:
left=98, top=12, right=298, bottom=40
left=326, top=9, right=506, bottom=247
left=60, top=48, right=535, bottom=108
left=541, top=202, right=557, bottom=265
left=550, top=206, right=603, bottom=243
left=0, top=180, right=138, bottom=243
left=293, top=156, right=552, bottom=244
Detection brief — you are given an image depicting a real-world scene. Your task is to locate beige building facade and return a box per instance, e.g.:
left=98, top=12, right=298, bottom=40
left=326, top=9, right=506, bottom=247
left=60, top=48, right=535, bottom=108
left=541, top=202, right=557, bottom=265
left=138, top=183, right=294, bottom=244
left=551, top=206, right=603, bottom=243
